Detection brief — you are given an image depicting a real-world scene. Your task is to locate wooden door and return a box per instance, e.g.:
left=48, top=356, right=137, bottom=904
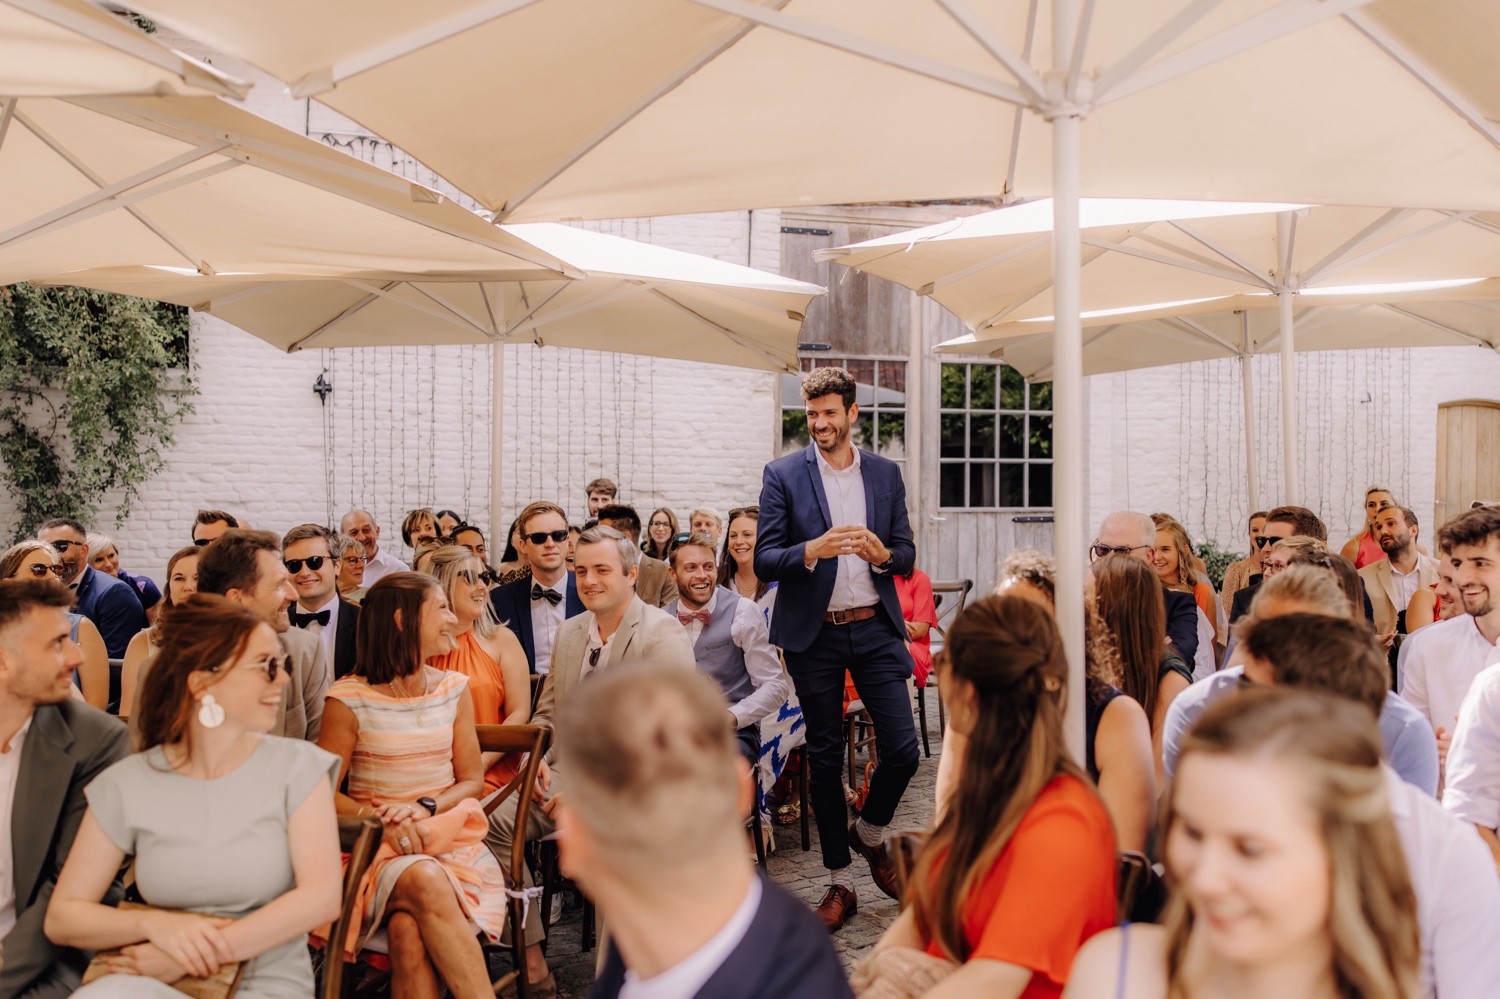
left=1435, top=400, right=1500, bottom=527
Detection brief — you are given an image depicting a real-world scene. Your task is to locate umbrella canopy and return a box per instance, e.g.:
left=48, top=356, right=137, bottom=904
left=0, top=94, right=573, bottom=285
left=0, top=0, right=249, bottom=98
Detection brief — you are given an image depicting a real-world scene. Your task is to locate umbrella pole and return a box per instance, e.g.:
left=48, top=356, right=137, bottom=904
left=1051, top=0, right=1086, bottom=762
left=1241, top=311, right=1258, bottom=513
left=1276, top=211, right=1299, bottom=504
left=491, top=341, right=505, bottom=542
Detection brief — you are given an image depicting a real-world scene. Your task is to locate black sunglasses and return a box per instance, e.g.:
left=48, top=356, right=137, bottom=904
left=1254, top=535, right=1276, bottom=549
left=25, top=563, right=67, bottom=579
left=283, top=556, right=328, bottom=573
left=49, top=539, right=85, bottom=553
left=193, top=538, right=211, bottom=548
left=1090, top=543, right=1149, bottom=561
left=525, top=529, right=570, bottom=545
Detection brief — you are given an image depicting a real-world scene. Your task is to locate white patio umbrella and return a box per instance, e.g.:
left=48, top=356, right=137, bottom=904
left=121, top=0, right=1500, bottom=753
left=1, top=0, right=249, bottom=98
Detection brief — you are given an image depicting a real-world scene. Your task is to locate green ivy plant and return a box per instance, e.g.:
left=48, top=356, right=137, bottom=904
left=0, top=284, right=196, bottom=541
left=1196, top=539, right=1244, bottom=591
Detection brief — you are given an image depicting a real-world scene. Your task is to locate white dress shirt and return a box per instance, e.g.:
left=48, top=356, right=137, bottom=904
left=296, top=593, right=340, bottom=668
left=678, top=590, right=793, bottom=729
left=1443, top=659, right=1500, bottom=830
left=618, top=876, right=761, bottom=999
left=362, top=546, right=409, bottom=586
left=1393, top=767, right=1500, bottom=999
left=1391, top=559, right=1423, bottom=612
left=0, top=716, right=32, bottom=940
left=813, top=446, right=880, bottom=612
left=579, top=616, right=619, bottom=683
left=531, top=575, right=568, bottom=676
left=1399, top=614, right=1500, bottom=736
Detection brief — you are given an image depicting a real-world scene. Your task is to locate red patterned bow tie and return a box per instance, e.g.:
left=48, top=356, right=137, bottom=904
left=678, top=610, right=711, bottom=626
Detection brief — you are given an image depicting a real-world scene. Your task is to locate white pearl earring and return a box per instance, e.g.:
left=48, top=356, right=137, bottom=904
left=197, top=694, right=225, bottom=729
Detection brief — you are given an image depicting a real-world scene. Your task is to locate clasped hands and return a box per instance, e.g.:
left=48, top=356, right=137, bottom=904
left=110, top=909, right=236, bottom=982
left=805, top=526, right=889, bottom=568
left=374, top=800, right=432, bottom=856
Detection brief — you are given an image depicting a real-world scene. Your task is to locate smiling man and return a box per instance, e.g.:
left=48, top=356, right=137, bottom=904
left=491, top=501, right=585, bottom=674
left=340, top=509, right=408, bottom=585
left=282, top=525, right=361, bottom=680
left=35, top=519, right=141, bottom=670
left=1360, top=506, right=1439, bottom=642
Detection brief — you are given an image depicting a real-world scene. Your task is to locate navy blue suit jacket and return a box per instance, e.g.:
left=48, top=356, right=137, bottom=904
left=490, top=573, right=584, bottom=673
left=755, top=445, right=915, bottom=654
left=1163, top=587, right=1200, bottom=665
left=72, top=566, right=142, bottom=660
left=588, top=874, right=854, bottom=999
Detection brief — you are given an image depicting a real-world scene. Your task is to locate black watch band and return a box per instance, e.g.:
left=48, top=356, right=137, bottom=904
left=417, top=796, right=438, bottom=816
left=872, top=555, right=895, bottom=575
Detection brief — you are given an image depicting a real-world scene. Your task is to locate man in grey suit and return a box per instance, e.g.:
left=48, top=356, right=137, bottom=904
left=486, top=525, right=694, bottom=994
left=0, top=579, right=129, bottom=999
left=596, top=504, right=678, bottom=608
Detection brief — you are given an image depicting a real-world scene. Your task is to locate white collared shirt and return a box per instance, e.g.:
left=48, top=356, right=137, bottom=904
left=531, top=575, right=568, bottom=676
left=579, top=615, right=619, bottom=683
left=676, top=591, right=793, bottom=729
left=1391, top=559, right=1422, bottom=611
left=618, top=877, right=761, bottom=999
left=1400, top=614, right=1500, bottom=736
left=0, top=715, right=33, bottom=940
left=362, top=546, right=409, bottom=586
left=813, top=446, right=880, bottom=612
left=296, top=592, right=340, bottom=668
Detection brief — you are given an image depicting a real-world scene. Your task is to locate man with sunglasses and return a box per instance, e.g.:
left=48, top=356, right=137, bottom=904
left=1227, top=505, right=1329, bottom=624
left=490, top=501, right=584, bottom=673
left=1091, top=510, right=1199, bottom=668
left=190, top=509, right=238, bottom=546
left=35, top=518, right=142, bottom=676
left=282, top=525, right=361, bottom=680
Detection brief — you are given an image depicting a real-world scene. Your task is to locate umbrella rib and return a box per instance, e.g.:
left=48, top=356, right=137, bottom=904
left=502, top=283, right=572, bottom=337
left=505, top=282, right=658, bottom=341
left=1129, top=229, right=1256, bottom=275
left=1166, top=315, right=1240, bottom=354
left=932, top=0, right=1046, bottom=99
left=205, top=281, right=296, bottom=309
left=1162, top=221, right=1276, bottom=288
left=1080, top=234, right=1266, bottom=290
left=403, top=282, right=497, bottom=339
left=647, top=288, right=797, bottom=373
left=287, top=282, right=396, bottom=352
left=1381, top=304, right=1493, bottom=348
left=341, top=279, right=492, bottom=339
left=976, top=244, right=1110, bottom=329
left=496, top=0, right=792, bottom=219
left=0, top=99, right=15, bottom=156
left=477, top=283, right=499, bottom=338
left=921, top=235, right=1052, bottom=296
left=1304, top=212, right=1477, bottom=288
left=1001, top=0, right=1040, bottom=200
left=1298, top=208, right=1415, bottom=285
left=683, top=0, right=1032, bottom=106
left=1093, top=0, right=1229, bottom=100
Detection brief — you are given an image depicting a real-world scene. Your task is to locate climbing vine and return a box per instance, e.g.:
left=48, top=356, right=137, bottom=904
left=0, top=284, right=196, bottom=541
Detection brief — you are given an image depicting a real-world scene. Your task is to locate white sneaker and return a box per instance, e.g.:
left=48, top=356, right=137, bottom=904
left=549, top=893, right=563, bottom=923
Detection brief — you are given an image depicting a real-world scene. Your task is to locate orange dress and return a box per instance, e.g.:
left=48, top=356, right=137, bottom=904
left=431, top=630, right=521, bottom=795
left=1355, top=529, right=1388, bottom=569
left=923, top=775, right=1117, bottom=998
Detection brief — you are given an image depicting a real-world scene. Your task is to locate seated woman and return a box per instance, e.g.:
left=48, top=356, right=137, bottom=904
left=870, top=594, right=1117, bottom=998
left=1150, top=515, right=1221, bottom=675
left=45, top=594, right=343, bottom=998
left=895, top=564, right=938, bottom=689
left=316, top=572, right=504, bottom=999
left=1, top=541, right=109, bottom=710
left=119, top=545, right=200, bottom=720
left=421, top=545, right=531, bottom=795
left=1063, top=688, right=1419, bottom=999
left=88, top=532, right=162, bottom=623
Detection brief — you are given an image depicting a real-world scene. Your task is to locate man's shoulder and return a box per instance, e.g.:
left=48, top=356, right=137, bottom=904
left=1176, top=667, right=1241, bottom=714
left=742, top=879, right=854, bottom=997
left=1407, top=614, right=1475, bottom=657
left=338, top=595, right=360, bottom=618
left=91, top=568, right=135, bottom=599
left=34, top=700, right=129, bottom=759
left=1381, top=690, right=1431, bottom=728
left=765, top=447, right=811, bottom=478
left=857, top=447, right=903, bottom=478
left=1357, top=560, right=1385, bottom=584
left=493, top=576, right=530, bottom=602
left=279, top=626, right=320, bottom=658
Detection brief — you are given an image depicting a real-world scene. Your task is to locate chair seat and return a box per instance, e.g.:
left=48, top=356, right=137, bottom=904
left=846, top=699, right=865, bottom=716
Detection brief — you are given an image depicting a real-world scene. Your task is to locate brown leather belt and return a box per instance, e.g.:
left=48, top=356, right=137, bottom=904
left=824, top=605, right=878, bottom=625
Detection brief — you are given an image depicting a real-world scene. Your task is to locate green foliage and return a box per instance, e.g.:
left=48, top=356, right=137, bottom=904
left=0, top=284, right=196, bottom=541
left=1196, top=539, right=1244, bottom=591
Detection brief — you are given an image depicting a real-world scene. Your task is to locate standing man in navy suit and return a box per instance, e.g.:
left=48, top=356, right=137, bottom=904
left=755, top=367, right=919, bottom=932
left=490, top=501, right=585, bottom=674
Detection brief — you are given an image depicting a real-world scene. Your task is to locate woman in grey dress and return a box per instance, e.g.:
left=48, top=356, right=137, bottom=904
left=46, top=594, right=343, bottom=998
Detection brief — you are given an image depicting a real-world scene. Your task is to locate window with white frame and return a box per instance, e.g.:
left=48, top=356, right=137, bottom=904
left=781, top=357, right=906, bottom=476
left=939, top=362, right=1053, bottom=509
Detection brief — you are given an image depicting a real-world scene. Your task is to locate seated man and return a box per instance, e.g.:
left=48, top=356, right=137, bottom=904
left=490, top=501, right=585, bottom=674
left=1092, top=511, right=1197, bottom=665
left=558, top=664, right=853, bottom=999
left=664, top=532, right=790, bottom=762
left=596, top=504, right=678, bottom=608
left=282, top=524, right=361, bottom=679
left=0, top=579, right=129, bottom=999
left=190, top=509, right=239, bottom=546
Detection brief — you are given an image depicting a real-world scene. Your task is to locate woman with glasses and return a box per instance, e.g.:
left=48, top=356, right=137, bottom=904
left=48, top=594, right=344, bottom=999
left=1, top=541, right=110, bottom=710
left=422, top=546, right=531, bottom=795
left=642, top=508, right=679, bottom=561
left=119, top=546, right=201, bottom=720
left=333, top=533, right=368, bottom=603
left=87, top=533, right=162, bottom=623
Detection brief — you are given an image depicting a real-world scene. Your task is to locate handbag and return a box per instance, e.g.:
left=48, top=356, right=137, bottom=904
left=82, top=901, right=245, bottom=999
left=849, top=945, right=959, bottom=999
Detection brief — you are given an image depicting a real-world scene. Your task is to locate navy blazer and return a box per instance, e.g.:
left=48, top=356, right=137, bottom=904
left=490, top=573, right=585, bottom=673
left=755, top=444, right=915, bottom=654
left=333, top=597, right=360, bottom=680
left=72, top=566, right=143, bottom=660
left=1163, top=587, right=1200, bottom=665
left=588, top=874, right=854, bottom=999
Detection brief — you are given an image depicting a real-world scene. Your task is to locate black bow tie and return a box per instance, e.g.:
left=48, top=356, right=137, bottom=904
left=290, top=607, right=330, bottom=629
left=530, top=583, right=563, bottom=606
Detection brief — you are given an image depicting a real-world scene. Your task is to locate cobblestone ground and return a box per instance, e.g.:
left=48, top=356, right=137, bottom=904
left=526, top=695, right=944, bottom=998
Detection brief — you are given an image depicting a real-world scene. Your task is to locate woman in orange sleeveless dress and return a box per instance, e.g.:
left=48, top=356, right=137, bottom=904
left=1340, top=486, right=1397, bottom=568
left=423, top=545, right=532, bottom=795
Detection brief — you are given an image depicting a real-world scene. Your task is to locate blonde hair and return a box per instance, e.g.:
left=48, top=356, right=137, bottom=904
left=422, top=545, right=498, bottom=638
left=1150, top=515, right=1197, bottom=592
left=1164, top=688, right=1419, bottom=999
left=1248, top=564, right=1350, bottom=620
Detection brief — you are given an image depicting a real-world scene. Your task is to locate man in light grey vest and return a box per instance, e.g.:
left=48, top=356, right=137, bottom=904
left=665, top=533, right=790, bottom=762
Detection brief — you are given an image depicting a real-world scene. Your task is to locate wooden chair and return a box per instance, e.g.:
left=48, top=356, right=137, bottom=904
left=1115, top=851, right=1152, bottom=924
left=888, top=829, right=928, bottom=909
left=528, top=673, right=547, bottom=713
left=924, top=580, right=974, bottom=745
left=845, top=701, right=879, bottom=797
left=318, top=816, right=383, bottom=999
left=477, top=724, right=552, bottom=999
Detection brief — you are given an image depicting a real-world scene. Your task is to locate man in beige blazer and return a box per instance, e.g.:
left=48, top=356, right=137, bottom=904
left=1359, top=506, right=1440, bottom=638
left=488, top=525, right=694, bottom=993
left=597, top=504, right=679, bottom=608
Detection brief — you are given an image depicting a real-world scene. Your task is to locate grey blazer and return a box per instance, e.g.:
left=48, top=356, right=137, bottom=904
left=633, top=554, right=679, bottom=609
left=533, top=596, right=696, bottom=759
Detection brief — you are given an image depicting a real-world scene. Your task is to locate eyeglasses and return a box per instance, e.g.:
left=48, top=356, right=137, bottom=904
left=49, top=540, right=85, bottom=553
left=24, top=563, right=67, bottom=579
left=341, top=555, right=367, bottom=566
left=283, top=556, right=327, bottom=573
left=1090, top=543, right=1149, bottom=561
left=1262, top=559, right=1290, bottom=575
left=1254, top=535, right=1278, bottom=549
left=525, top=529, right=570, bottom=545
left=240, top=654, right=292, bottom=681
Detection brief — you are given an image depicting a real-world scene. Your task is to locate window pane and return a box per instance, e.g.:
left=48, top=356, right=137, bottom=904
left=940, top=363, right=966, bottom=408
left=1030, top=380, right=1053, bottom=411
left=1000, top=365, right=1026, bottom=410
left=969, top=414, right=995, bottom=458
left=970, top=364, right=996, bottom=408
left=781, top=410, right=809, bottom=455
left=844, top=359, right=875, bottom=387
left=877, top=412, right=906, bottom=459
left=1029, top=463, right=1053, bottom=507
left=998, top=463, right=1024, bottom=507
left=878, top=361, right=906, bottom=393
left=969, top=463, right=995, bottom=507
left=940, top=463, right=965, bottom=507
left=1029, top=414, right=1053, bottom=458
left=941, top=413, right=965, bottom=458
left=999, top=414, right=1024, bottom=458
left=850, top=413, right=873, bottom=450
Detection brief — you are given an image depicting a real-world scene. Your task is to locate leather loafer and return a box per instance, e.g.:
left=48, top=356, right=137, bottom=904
left=814, top=884, right=857, bottom=932
left=849, top=821, right=901, bottom=900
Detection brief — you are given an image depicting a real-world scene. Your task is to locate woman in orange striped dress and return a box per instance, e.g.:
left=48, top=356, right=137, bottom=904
left=317, top=573, right=504, bottom=999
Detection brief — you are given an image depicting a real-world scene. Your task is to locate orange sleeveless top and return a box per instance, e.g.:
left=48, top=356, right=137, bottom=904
left=1355, top=529, right=1387, bottom=569
left=430, top=630, right=521, bottom=794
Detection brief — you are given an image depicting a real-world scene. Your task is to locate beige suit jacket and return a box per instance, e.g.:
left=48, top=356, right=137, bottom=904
left=633, top=554, right=679, bottom=608
left=533, top=595, right=696, bottom=760
left=1359, top=553, right=1440, bottom=636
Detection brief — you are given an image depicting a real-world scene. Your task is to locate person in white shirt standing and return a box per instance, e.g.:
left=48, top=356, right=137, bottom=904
left=340, top=509, right=408, bottom=586
left=1400, top=505, right=1500, bottom=771
left=283, top=524, right=361, bottom=680
left=664, top=533, right=791, bottom=764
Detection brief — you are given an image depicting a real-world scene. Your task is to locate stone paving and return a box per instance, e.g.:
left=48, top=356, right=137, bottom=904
left=528, top=697, right=944, bottom=998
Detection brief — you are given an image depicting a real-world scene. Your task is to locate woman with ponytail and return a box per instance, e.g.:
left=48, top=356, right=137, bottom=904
left=861, top=594, right=1117, bottom=998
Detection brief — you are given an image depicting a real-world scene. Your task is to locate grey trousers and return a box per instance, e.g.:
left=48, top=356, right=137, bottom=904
left=483, top=768, right=561, bottom=948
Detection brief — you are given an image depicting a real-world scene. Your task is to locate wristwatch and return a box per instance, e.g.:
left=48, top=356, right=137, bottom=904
left=417, top=796, right=438, bottom=816
left=871, top=554, right=895, bottom=575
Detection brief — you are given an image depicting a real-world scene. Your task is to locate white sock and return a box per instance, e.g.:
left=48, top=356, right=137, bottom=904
left=855, top=817, right=885, bottom=848
left=830, top=867, right=856, bottom=892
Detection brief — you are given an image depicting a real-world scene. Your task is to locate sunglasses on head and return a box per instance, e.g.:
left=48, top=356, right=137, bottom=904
left=24, top=563, right=66, bottom=579
left=526, top=529, right=569, bottom=545
left=283, top=556, right=327, bottom=573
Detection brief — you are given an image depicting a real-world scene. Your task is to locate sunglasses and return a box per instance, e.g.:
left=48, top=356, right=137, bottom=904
left=240, top=654, right=292, bottom=682
left=1090, top=543, right=1149, bottom=561
left=525, top=529, right=570, bottom=545
left=283, top=556, right=328, bottom=573
left=456, top=568, right=485, bottom=586
left=727, top=506, right=760, bottom=521
left=24, top=563, right=67, bottom=579
left=49, top=539, right=85, bottom=553
left=1254, top=535, right=1277, bottom=549
left=193, top=538, right=212, bottom=548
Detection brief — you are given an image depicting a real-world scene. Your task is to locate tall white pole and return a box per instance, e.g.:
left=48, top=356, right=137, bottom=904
left=1051, top=0, right=1085, bottom=761
left=1276, top=212, right=1299, bottom=504
left=490, top=341, right=505, bottom=541
left=1240, top=310, right=1258, bottom=514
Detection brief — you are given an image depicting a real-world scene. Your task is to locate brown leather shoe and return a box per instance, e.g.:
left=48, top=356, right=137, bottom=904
left=849, top=821, right=901, bottom=900
left=814, top=884, right=857, bottom=931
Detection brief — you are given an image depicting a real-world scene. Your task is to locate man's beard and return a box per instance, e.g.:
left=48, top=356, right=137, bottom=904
left=816, top=423, right=849, bottom=453
left=1380, top=536, right=1411, bottom=559
left=1463, top=590, right=1494, bottom=618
